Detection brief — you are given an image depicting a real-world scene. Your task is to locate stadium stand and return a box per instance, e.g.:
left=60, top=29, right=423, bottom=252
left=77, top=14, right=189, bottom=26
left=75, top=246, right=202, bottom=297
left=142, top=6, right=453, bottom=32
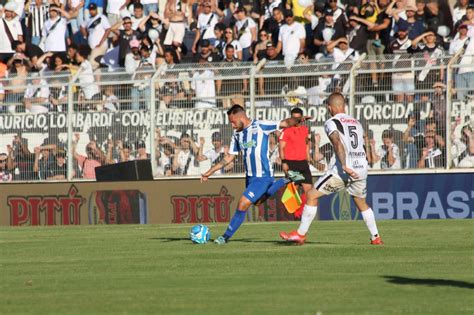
left=0, top=0, right=472, bottom=181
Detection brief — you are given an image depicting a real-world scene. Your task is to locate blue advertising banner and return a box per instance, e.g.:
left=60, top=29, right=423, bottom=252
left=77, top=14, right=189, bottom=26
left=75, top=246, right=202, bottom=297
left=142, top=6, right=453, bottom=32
left=318, top=173, right=474, bottom=220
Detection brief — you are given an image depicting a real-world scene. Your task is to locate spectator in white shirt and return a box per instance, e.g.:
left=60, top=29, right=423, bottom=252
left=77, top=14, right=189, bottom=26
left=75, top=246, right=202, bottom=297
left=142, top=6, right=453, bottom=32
left=125, top=39, right=141, bottom=74
left=80, top=3, right=111, bottom=69
left=63, top=45, right=101, bottom=110
left=277, top=10, right=306, bottom=63
left=130, top=44, right=155, bottom=110
left=449, top=24, right=470, bottom=55
left=453, top=0, right=469, bottom=25
left=371, top=129, right=401, bottom=170
left=222, top=26, right=243, bottom=60
left=327, top=36, right=360, bottom=93
left=191, top=56, right=217, bottom=109
left=452, top=24, right=474, bottom=101
left=40, top=5, right=71, bottom=53
left=192, top=2, right=219, bottom=54
left=197, top=131, right=232, bottom=174
left=23, top=71, right=50, bottom=113
left=0, top=2, right=23, bottom=63
left=234, top=7, right=257, bottom=61
left=327, top=36, right=360, bottom=65
left=131, top=3, right=147, bottom=30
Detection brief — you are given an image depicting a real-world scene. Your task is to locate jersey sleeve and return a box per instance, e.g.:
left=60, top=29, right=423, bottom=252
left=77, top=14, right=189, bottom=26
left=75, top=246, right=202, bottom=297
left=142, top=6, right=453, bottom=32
left=298, top=24, right=306, bottom=40
left=258, top=120, right=279, bottom=135
left=279, top=129, right=288, bottom=142
left=102, top=16, right=111, bottom=29
left=324, top=119, right=338, bottom=137
left=229, top=134, right=240, bottom=155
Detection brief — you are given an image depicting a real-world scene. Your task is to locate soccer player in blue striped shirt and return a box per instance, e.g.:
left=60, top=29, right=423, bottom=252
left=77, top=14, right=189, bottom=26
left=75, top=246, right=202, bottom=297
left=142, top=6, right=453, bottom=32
left=201, top=105, right=309, bottom=244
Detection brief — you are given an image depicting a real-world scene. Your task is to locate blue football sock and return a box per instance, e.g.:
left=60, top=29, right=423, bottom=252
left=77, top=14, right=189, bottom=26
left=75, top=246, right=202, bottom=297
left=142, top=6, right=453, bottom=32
left=223, top=209, right=247, bottom=240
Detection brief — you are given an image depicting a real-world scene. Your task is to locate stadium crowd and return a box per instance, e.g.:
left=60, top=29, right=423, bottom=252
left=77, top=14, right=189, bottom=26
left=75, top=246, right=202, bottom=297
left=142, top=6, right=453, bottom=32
left=1, top=0, right=474, bottom=107
left=0, top=0, right=473, bottom=181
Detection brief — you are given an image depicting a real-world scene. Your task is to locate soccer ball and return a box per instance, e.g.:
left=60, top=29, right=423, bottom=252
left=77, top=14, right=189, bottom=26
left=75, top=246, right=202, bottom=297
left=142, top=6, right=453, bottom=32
left=190, top=225, right=211, bottom=244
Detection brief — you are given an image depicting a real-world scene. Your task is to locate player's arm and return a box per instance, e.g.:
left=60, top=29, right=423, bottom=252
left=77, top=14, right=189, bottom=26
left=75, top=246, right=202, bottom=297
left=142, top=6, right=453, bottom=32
left=328, top=132, right=359, bottom=179
left=279, top=116, right=312, bottom=129
left=311, top=134, right=326, bottom=171
left=279, top=139, right=289, bottom=173
left=201, top=154, right=236, bottom=182
left=279, top=140, right=286, bottom=161
left=306, top=137, right=311, bottom=163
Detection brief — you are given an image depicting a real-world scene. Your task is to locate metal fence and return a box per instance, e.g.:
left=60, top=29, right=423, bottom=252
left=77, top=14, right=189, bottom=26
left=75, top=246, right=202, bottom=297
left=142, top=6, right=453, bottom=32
left=0, top=53, right=473, bottom=182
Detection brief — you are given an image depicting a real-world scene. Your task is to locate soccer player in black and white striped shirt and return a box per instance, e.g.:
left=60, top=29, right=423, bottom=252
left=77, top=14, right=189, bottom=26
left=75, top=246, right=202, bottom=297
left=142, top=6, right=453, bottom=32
left=280, top=93, right=384, bottom=245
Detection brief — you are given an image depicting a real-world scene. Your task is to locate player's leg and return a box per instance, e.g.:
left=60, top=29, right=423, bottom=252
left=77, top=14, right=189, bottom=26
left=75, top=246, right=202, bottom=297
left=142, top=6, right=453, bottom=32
left=214, top=195, right=253, bottom=244
left=280, top=173, right=342, bottom=244
left=293, top=161, right=313, bottom=218
left=215, top=177, right=273, bottom=244
left=254, top=169, right=306, bottom=206
left=254, top=178, right=290, bottom=206
left=296, top=187, right=325, bottom=233
left=348, top=180, right=383, bottom=245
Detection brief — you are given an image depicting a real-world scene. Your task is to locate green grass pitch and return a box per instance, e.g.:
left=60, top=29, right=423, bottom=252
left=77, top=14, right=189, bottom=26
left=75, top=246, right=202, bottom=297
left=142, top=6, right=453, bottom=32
left=1, top=220, right=473, bottom=315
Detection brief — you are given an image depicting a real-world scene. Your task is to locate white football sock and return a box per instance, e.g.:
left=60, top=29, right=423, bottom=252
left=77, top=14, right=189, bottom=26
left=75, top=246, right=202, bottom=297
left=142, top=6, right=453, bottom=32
left=361, top=208, right=379, bottom=239
left=297, top=205, right=318, bottom=236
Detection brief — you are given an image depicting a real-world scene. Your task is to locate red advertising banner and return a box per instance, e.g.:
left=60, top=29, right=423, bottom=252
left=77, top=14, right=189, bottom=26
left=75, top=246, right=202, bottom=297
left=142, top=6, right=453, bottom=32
left=0, top=179, right=298, bottom=226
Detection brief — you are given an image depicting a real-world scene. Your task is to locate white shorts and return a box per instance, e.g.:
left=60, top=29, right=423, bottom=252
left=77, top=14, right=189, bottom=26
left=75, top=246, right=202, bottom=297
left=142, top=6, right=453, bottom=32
left=314, top=173, right=367, bottom=198
left=164, top=22, right=185, bottom=45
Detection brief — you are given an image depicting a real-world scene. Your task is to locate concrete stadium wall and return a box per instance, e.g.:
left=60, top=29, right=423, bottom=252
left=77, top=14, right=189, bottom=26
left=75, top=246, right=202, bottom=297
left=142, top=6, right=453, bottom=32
left=0, top=173, right=472, bottom=226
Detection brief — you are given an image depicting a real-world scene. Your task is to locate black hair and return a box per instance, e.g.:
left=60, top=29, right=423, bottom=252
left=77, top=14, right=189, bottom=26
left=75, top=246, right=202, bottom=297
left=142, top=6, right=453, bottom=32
left=180, top=133, right=191, bottom=140
left=273, top=6, right=282, bottom=13
left=382, top=129, right=394, bottom=139
left=226, top=104, right=245, bottom=115
left=76, top=45, right=91, bottom=59
left=51, top=52, right=68, bottom=68
left=291, top=107, right=304, bottom=115
left=12, top=40, right=22, bottom=51
left=225, top=44, right=235, bottom=51
left=425, top=117, right=437, bottom=126
left=215, top=22, right=226, bottom=32
left=164, top=48, right=180, bottom=64
left=237, top=7, right=247, bottom=14
left=134, top=3, right=143, bottom=10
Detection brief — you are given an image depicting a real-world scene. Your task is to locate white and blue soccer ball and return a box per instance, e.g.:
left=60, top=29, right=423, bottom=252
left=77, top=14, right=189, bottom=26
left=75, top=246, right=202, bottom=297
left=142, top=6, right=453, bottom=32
left=190, top=225, right=211, bottom=244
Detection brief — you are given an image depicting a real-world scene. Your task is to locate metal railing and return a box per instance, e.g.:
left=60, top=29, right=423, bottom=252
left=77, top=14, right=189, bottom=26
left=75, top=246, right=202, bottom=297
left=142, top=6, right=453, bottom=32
left=0, top=53, right=473, bottom=182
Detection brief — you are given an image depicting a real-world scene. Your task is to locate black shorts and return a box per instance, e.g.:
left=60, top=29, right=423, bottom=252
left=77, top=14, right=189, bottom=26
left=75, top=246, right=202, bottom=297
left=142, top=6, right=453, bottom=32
left=285, top=160, right=313, bottom=185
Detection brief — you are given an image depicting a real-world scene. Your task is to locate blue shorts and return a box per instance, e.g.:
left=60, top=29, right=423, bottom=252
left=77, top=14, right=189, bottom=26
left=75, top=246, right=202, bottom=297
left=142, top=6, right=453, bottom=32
left=243, top=176, right=274, bottom=204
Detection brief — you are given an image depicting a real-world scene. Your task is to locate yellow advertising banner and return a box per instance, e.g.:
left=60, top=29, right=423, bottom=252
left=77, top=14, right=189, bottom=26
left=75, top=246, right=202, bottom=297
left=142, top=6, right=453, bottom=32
left=0, top=179, right=296, bottom=226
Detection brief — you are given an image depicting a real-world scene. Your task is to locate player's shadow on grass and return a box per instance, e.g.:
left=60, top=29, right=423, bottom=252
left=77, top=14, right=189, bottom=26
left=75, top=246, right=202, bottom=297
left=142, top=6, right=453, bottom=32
left=384, top=276, right=474, bottom=290
left=150, top=237, right=192, bottom=243
left=232, top=238, right=328, bottom=245
left=149, top=237, right=326, bottom=245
